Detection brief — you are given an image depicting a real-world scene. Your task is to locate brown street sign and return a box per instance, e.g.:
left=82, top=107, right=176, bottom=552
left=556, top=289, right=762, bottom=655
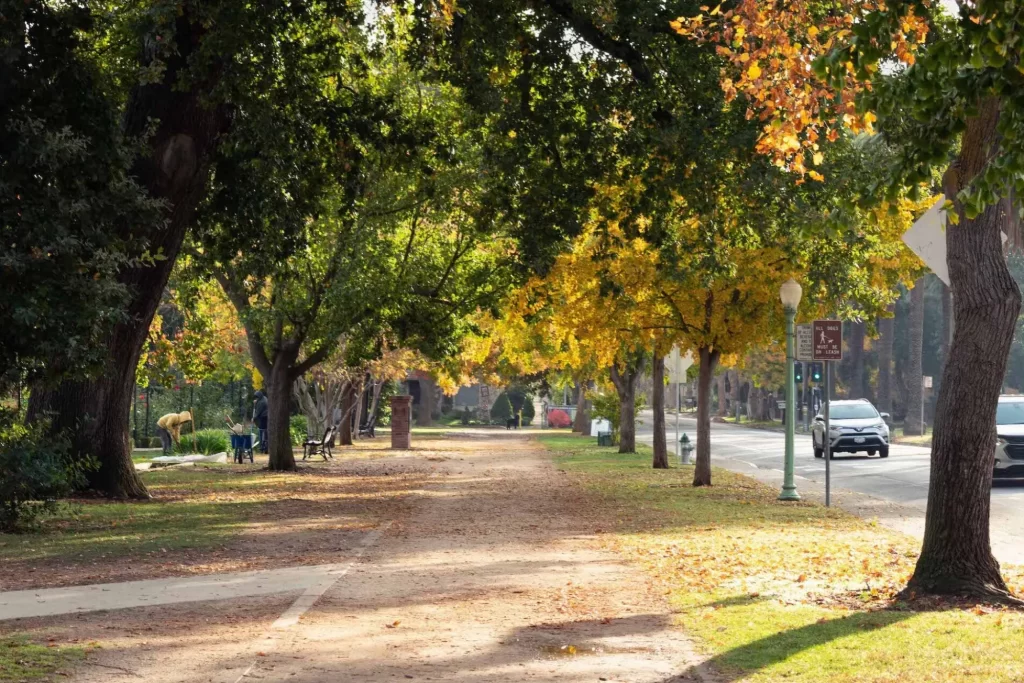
left=812, top=320, right=843, bottom=361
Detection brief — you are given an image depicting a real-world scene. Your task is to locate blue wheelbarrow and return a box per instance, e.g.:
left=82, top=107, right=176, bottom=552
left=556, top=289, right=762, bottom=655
left=230, top=433, right=254, bottom=464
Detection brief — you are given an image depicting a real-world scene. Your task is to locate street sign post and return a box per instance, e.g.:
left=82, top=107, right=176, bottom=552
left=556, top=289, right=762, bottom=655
left=812, top=320, right=842, bottom=507
left=665, top=347, right=694, bottom=458
left=796, top=324, right=813, bottom=362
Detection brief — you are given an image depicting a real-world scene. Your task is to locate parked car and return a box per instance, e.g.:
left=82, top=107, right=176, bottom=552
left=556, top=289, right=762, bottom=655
left=995, top=395, right=1024, bottom=478
left=811, top=399, right=890, bottom=459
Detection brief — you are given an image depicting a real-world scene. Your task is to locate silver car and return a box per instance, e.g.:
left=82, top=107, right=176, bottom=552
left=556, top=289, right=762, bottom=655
left=812, top=399, right=891, bottom=459
left=995, top=395, right=1024, bottom=478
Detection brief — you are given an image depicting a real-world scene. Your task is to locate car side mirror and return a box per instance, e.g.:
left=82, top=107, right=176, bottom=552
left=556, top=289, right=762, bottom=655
left=880, top=412, right=891, bottom=421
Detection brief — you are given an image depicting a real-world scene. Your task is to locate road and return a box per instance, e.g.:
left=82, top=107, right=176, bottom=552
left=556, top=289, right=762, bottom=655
left=637, top=412, right=1024, bottom=565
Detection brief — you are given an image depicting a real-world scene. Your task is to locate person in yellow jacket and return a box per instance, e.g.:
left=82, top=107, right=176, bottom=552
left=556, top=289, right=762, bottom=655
left=156, top=411, right=192, bottom=454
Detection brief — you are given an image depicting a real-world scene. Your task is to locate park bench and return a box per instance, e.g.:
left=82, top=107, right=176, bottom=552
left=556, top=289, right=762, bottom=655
left=358, top=415, right=376, bottom=438
left=302, top=425, right=335, bottom=461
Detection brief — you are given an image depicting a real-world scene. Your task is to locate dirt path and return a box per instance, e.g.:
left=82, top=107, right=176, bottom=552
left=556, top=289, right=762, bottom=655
left=9, top=432, right=708, bottom=682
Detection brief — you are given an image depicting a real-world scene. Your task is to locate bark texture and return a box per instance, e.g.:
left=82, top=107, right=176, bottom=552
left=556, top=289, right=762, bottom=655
left=652, top=355, right=668, bottom=469
left=904, top=278, right=926, bottom=436
left=877, top=306, right=895, bottom=416
left=609, top=355, right=645, bottom=454
left=266, top=357, right=297, bottom=471
left=27, top=14, right=228, bottom=497
left=693, top=346, right=720, bottom=487
left=340, top=383, right=355, bottom=446
left=906, top=98, right=1021, bottom=600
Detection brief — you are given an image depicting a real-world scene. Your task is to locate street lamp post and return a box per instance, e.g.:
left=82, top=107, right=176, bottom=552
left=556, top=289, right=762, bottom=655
left=779, top=278, right=802, bottom=501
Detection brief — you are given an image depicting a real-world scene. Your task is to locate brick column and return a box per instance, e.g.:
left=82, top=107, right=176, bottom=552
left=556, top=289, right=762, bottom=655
left=390, top=395, right=412, bottom=449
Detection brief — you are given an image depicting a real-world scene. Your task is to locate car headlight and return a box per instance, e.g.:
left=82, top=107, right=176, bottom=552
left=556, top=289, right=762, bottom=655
left=997, top=437, right=1007, bottom=447
left=872, top=422, right=886, bottom=430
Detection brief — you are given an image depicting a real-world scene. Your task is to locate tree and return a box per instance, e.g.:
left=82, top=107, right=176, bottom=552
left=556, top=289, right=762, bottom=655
left=674, top=0, right=1024, bottom=600
left=651, top=355, right=669, bottom=468
left=26, top=0, right=371, bottom=496
left=490, top=393, right=513, bottom=424
left=905, top=278, right=926, bottom=436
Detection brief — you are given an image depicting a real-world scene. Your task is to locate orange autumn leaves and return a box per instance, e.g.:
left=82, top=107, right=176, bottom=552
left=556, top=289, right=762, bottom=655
left=671, top=1, right=929, bottom=176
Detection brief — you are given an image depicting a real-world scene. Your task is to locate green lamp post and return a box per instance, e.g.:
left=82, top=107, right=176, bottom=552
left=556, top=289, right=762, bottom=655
left=779, top=278, right=802, bottom=501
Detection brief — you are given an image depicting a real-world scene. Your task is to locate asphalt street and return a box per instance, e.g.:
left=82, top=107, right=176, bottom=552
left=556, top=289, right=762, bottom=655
left=636, top=411, right=1024, bottom=565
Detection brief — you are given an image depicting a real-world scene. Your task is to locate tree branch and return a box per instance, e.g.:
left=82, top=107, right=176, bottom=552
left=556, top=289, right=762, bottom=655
left=536, top=0, right=653, bottom=85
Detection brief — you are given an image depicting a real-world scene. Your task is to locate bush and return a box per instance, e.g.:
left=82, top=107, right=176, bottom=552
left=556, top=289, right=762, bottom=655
left=174, top=428, right=228, bottom=455
left=547, top=408, right=572, bottom=428
left=521, top=398, right=535, bottom=425
left=589, top=390, right=646, bottom=444
left=490, top=393, right=513, bottom=424
left=290, top=414, right=308, bottom=446
left=0, top=414, right=93, bottom=532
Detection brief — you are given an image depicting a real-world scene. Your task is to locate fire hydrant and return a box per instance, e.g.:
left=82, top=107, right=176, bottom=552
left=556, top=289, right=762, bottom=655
left=679, top=433, right=695, bottom=465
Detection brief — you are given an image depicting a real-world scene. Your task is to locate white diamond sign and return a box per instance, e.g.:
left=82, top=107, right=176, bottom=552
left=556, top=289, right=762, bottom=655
left=901, top=196, right=949, bottom=286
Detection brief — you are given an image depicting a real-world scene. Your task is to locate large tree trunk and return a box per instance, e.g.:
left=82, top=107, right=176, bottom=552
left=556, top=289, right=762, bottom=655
left=352, top=379, right=366, bottom=441
left=652, top=355, right=668, bottom=469
left=906, top=98, right=1021, bottom=601
left=904, top=278, right=926, bottom=435
left=26, top=14, right=228, bottom=498
left=266, top=360, right=297, bottom=472
left=572, top=380, right=590, bottom=433
left=848, top=320, right=866, bottom=399
left=340, top=383, right=355, bottom=445
left=939, top=281, right=952, bottom=391
left=609, top=355, right=645, bottom=454
left=693, top=346, right=720, bottom=487
left=877, top=306, right=895, bottom=416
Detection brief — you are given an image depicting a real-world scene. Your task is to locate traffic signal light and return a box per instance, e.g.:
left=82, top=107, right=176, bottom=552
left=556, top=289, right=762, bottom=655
left=794, top=361, right=803, bottom=383
left=810, top=362, right=823, bottom=383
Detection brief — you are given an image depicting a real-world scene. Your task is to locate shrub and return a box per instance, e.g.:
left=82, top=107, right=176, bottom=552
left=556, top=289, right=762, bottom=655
left=290, top=414, right=308, bottom=446
left=0, top=413, right=93, bottom=532
left=547, top=408, right=572, bottom=428
left=589, top=390, right=646, bottom=444
left=521, top=398, right=535, bottom=425
left=490, top=393, right=513, bottom=424
left=174, top=429, right=228, bottom=455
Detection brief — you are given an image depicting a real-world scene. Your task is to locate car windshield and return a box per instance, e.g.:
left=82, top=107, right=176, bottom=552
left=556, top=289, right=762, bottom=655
left=828, top=404, right=879, bottom=420
left=996, top=401, right=1024, bottom=425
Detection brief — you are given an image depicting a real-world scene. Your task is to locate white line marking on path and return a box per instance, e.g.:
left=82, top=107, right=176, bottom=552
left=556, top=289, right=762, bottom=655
left=232, top=522, right=391, bottom=683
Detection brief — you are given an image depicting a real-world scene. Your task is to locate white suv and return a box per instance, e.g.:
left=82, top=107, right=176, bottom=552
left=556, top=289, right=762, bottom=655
left=995, top=395, right=1024, bottom=478
left=811, top=399, right=890, bottom=459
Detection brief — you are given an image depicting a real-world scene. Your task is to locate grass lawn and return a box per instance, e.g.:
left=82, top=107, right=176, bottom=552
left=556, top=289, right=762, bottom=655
left=722, top=416, right=781, bottom=430
left=540, top=434, right=1024, bottom=683
left=0, top=635, right=83, bottom=682
left=0, top=443, right=401, bottom=569
left=892, top=425, right=933, bottom=446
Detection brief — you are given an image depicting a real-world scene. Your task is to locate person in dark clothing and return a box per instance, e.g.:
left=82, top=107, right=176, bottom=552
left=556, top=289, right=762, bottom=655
left=253, top=390, right=269, bottom=453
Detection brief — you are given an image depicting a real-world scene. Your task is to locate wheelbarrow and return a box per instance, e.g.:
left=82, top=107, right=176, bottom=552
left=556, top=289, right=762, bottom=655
left=230, top=433, right=254, bottom=464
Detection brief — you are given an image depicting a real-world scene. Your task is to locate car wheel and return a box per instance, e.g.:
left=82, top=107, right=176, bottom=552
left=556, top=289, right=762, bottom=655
left=828, top=450, right=836, bottom=460
left=867, top=449, right=876, bottom=456
left=878, top=446, right=889, bottom=459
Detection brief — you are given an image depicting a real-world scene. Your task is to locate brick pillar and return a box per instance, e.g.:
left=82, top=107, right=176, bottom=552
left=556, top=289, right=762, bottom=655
left=390, top=395, right=412, bottom=449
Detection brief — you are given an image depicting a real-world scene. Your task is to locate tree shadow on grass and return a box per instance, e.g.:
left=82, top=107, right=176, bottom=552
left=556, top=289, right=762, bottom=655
left=662, top=609, right=915, bottom=682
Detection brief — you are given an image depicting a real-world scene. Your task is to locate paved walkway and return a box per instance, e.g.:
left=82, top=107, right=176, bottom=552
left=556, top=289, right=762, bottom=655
left=0, top=527, right=387, bottom=621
